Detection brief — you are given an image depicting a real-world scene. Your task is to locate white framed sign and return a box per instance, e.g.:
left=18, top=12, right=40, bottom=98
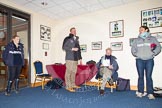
left=40, top=25, right=51, bottom=41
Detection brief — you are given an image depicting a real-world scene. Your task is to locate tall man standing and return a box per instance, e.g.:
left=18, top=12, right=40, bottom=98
left=62, top=27, right=82, bottom=92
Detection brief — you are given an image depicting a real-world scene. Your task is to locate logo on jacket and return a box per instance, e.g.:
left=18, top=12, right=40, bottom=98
left=9, top=51, right=21, bottom=54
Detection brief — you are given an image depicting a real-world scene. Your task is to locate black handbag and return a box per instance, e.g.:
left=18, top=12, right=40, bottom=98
left=46, top=78, right=63, bottom=89
left=116, top=77, right=130, bottom=91
left=153, top=87, right=162, bottom=97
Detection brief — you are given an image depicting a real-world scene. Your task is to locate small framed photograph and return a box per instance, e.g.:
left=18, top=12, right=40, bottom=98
left=40, top=25, right=51, bottom=41
left=92, top=41, right=102, bottom=50
left=42, top=43, right=49, bottom=50
left=129, top=38, right=137, bottom=46
left=141, top=7, right=162, bottom=28
left=110, top=42, right=123, bottom=51
left=80, top=44, right=87, bottom=52
left=109, top=20, right=124, bottom=38
left=151, top=32, right=162, bottom=43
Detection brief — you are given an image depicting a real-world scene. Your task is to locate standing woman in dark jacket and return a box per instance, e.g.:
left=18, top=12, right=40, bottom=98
left=2, top=35, right=24, bottom=96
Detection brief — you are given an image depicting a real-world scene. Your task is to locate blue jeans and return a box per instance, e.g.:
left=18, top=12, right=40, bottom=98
left=136, top=59, right=154, bottom=94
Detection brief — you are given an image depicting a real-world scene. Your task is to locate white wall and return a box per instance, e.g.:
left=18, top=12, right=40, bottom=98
left=52, top=0, right=162, bottom=87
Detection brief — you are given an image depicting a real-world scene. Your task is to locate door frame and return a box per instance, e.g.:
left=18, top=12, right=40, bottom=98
left=0, top=4, right=31, bottom=84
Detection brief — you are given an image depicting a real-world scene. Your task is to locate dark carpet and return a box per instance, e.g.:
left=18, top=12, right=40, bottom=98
left=0, top=86, right=162, bottom=108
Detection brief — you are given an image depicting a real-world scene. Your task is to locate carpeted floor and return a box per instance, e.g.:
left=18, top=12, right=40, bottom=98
left=0, top=86, right=162, bottom=108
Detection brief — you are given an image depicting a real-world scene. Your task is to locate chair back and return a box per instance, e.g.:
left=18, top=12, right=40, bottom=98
left=34, top=61, right=43, bottom=74
left=86, top=60, right=96, bottom=65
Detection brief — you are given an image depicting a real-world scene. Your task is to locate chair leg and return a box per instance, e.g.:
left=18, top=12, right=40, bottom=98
left=25, top=78, right=28, bottom=85
left=97, top=79, right=99, bottom=90
left=84, top=80, right=87, bottom=88
left=4, top=77, right=7, bottom=90
left=42, top=78, right=45, bottom=90
left=110, top=85, right=113, bottom=93
left=97, top=79, right=101, bottom=90
left=114, top=81, right=117, bottom=90
left=41, top=78, right=44, bottom=90
left=33, top=78, right=37, bottom=87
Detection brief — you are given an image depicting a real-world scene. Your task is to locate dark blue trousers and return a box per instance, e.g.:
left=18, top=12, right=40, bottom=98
left=8, top=66, right=22, bottom=81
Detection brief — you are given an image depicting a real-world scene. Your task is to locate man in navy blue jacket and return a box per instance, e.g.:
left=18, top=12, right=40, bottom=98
left=2, top=35, right=24, bottom=96
left=96, top=48, right=119, bottom=95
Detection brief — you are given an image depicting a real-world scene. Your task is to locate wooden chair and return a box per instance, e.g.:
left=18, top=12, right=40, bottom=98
left=19, top=59, right=28, bottom=84
left=97, top=71, right=118, bottom=93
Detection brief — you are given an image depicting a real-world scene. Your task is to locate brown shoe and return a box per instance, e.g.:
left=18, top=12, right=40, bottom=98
left=100, top=89, right=104, bottom=95
left=73, top=86, right=81, bottom=89
left=66, top=88, right=75, bottom=92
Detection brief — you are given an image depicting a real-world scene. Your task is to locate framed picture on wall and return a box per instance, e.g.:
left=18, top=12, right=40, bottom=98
left=151, top=32, right=162, bottom=43
left=40, top=25, right=51, bottom=41
left=141, top=7, right=162, bottom=28
left=80, top=44, right=87, bottom=52
left=92, top=41, right=102, bottom=50
left=110, top=42, right=123, bottom=51
left=42, top=43, right=49, bottom=50
left=109, top=20, right=124, bottom=38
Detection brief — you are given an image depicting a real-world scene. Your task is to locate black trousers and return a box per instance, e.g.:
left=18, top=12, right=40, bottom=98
left=8, top=66, right=22, bottom=81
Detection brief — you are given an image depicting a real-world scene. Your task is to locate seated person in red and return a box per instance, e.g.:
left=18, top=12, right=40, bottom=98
left=96, top=48, right=119, bottom=95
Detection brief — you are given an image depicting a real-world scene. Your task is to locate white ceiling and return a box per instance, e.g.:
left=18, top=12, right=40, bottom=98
left=7, top=0, right=140, bottom=20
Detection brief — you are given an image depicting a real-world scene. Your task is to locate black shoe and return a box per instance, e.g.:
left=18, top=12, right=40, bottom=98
left=108, top=78, right=114, bottom=86
left=100, top=89, right=104, bottom=95
left=5, top=81, right=13, bottom=96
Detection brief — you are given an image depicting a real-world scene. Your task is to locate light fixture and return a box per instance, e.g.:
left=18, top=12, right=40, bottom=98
left=41, top=1, right=48, bottom=6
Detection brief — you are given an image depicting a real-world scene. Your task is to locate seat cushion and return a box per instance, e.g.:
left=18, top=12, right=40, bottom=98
left=37, top=74, right=51, bottom=77
left=43, top=74, right=51, bottom=77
